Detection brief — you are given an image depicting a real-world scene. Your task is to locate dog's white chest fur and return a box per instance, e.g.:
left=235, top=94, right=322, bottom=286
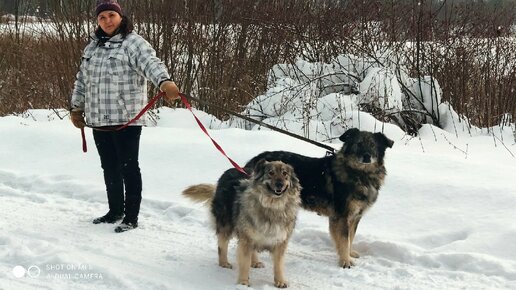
left=237, top=190, right=296, bottom=250
left=247, top=217, right=289, bottom=248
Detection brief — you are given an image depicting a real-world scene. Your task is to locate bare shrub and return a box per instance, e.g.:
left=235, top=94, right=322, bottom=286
left=0, top=0, right=514, bottom=132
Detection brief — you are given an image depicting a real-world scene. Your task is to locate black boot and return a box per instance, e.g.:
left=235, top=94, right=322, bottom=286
left=92, top=212, right=124, bottom=224
left=114, top=218, right=138, bottom=233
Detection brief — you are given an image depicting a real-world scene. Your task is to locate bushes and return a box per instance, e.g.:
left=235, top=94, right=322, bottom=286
left=0, top=0, right=514, bottom=131
left=0, top=27, right=84, bottom=116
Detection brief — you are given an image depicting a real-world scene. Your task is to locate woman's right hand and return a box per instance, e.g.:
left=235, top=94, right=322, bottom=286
left=70, top=109, right=86, bottom=129
left=160, top=80, right=180, bottom=104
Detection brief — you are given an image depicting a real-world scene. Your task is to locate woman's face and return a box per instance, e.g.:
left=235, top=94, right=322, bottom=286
left=97, top=10, right=122, bottom=36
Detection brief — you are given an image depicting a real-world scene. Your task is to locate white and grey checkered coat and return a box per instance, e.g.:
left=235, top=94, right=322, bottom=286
left=71, top=32, right=170, bottom=127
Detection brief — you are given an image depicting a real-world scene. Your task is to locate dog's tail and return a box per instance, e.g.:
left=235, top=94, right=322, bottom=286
left=182, top=184, right=216, bottom=204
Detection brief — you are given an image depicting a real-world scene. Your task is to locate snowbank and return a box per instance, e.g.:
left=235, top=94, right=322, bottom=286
left=228, top=53, right=514, bottom=145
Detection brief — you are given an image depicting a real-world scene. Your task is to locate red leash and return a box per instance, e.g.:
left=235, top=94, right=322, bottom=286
left=80, top=92, right=248, bottom=176
left=81, top=127, right=87, bottom=152
left=179, top=93, right=248, bottom=176
left=80, top=92, right=164, bottom=153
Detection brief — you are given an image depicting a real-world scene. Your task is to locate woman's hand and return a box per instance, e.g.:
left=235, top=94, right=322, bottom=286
left=70, top=109, right=86, bottom=129
left=160, top=80, right=180, bottom=104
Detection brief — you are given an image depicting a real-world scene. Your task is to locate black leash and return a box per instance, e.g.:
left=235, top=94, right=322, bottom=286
left=179, top=93, right=336, bottom=154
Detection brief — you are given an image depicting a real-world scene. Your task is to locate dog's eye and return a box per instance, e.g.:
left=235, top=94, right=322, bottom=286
left=268, top=171, right=274, bottom=176
left=282, top=171, right=288, bottom=176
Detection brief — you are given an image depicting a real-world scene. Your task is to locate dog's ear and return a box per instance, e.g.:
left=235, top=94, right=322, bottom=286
left=253, top=159, right=267, bottom=179
left=287, top=165, right=301, bottom=194
left=339, top=128, right=360, bottom=143
left=374, top=132, right=394, bottom=149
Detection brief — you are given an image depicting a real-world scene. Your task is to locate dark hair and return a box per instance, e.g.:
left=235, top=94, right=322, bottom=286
left=95, top=15, right=133, bottom=40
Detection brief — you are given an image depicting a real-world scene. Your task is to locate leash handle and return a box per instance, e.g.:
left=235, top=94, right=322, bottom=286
left=81, top=127, right=87, bottom=152
left=180, top=93, right=249, bottom=176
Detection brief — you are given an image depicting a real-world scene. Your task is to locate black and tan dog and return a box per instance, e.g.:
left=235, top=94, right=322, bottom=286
left=183, top=160, right=302, bottom=288
left=244, top=128, right=394, bottom=268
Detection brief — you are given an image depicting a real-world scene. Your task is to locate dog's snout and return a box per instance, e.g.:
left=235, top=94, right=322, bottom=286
left=362, top=154, right=371, bottom=163
left=267, top=180, right=287, bottom=196
left=275, top=181, right=285, bottom=190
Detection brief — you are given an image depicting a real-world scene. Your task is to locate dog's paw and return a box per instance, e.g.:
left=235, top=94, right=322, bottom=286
left=251, top=261, right=265, bottom=268
left=350, top=250, right=360, bottom=258
left=237, top=279, right=250, bottom=286
left=339, top=258, right=355, bottom=269
left=219, top=262, right=233, bottom=269
left=274, top=279, right=289, bottom=288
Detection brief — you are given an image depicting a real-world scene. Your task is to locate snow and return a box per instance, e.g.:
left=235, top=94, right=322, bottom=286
left=236, top=53, right=478, bottom=144
left=359, top=67, right=403, bottom=112
left=1, top=49, right=515, bottom=289
left=406, top=76, right=442, bottom=120
left=1, top=103, right=515, bottom=289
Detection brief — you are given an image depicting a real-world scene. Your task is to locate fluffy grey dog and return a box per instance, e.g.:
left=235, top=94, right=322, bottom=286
left=183, top=160, right=302, bottom=288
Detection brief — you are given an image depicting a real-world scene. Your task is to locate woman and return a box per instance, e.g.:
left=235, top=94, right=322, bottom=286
left=70, top=0, right=179, bottom=233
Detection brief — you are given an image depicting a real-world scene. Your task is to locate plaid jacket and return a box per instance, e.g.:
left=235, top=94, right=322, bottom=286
left=71, top=32, right=170, bottom=127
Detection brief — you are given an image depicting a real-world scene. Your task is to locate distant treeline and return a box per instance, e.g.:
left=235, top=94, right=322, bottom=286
left=0, top=0, right=514, bottom=131
left=1, top=0, right=516, bottom=21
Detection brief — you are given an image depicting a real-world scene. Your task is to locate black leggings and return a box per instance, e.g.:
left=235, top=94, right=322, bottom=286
left=93, top=126, right=142, bottom=222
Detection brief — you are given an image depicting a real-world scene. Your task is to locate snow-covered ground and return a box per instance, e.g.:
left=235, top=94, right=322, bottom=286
left=1, top=107, right=515, bottom=290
